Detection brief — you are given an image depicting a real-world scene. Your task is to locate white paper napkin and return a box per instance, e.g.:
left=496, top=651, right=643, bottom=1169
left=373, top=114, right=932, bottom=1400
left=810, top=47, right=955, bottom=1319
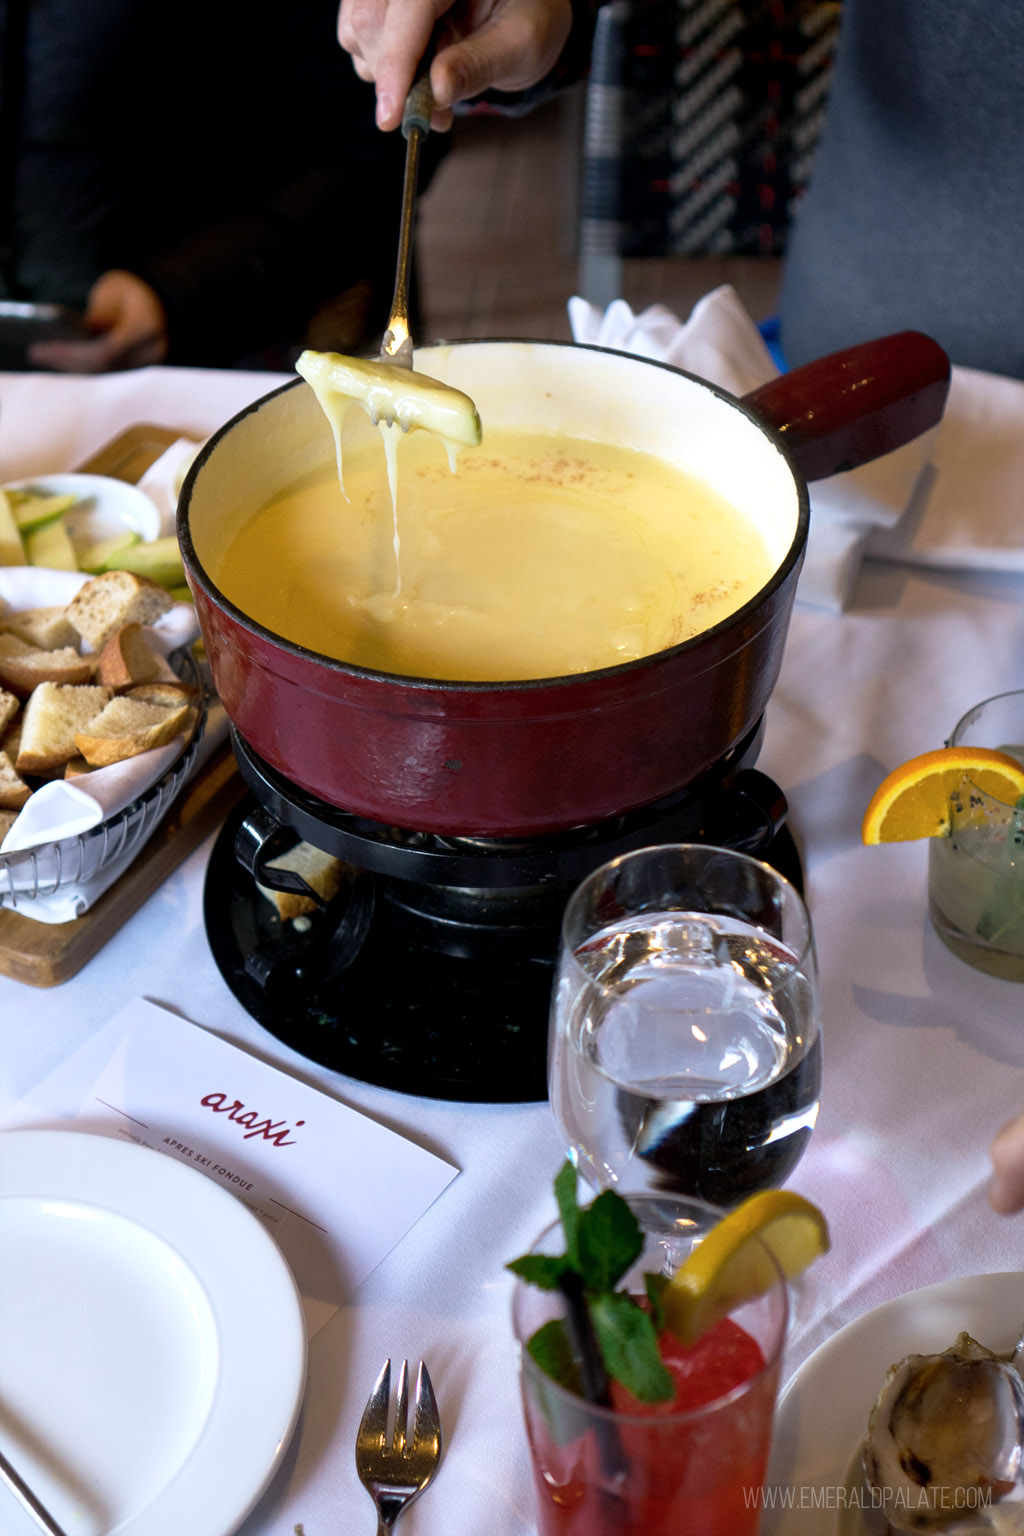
left=569, top=285, right=780, bottom=392
left=3, top=741, right=188, bottom=850
left=568, top=286, right=1024, bottom=609
left=866, top=364, right=1024, bottom=575
left=0, top=567, right=207, bottom=921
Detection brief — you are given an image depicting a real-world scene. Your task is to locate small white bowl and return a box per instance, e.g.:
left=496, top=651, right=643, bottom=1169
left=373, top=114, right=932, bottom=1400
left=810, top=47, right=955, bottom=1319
left=4, top=472, right=161, bottom=547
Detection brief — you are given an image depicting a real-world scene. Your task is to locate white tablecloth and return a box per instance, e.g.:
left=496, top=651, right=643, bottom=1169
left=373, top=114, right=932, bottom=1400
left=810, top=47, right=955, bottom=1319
left=1, top=365, right=1022, bottom=1536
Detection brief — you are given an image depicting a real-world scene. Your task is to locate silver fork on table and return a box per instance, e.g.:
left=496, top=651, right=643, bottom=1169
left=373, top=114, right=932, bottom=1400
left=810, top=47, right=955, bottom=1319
left=355, top=1359, right=442, bottom=1533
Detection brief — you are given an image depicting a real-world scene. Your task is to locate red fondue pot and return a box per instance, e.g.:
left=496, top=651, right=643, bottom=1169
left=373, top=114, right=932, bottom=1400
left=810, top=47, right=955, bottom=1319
left=179, top=333, right=948, bottom=837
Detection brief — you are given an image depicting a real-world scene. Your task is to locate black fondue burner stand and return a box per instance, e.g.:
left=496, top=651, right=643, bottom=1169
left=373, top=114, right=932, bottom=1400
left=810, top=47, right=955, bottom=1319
left=203, top=720, right=802, bottom=1105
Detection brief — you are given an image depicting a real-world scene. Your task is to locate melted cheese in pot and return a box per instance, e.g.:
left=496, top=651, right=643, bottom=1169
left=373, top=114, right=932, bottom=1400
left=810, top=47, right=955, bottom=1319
left=212, top=430, right=776, bottom=682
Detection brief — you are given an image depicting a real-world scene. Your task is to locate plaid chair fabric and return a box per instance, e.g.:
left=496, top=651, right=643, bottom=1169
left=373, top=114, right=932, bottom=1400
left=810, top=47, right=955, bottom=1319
left=579, top=0, right=841, bottom=302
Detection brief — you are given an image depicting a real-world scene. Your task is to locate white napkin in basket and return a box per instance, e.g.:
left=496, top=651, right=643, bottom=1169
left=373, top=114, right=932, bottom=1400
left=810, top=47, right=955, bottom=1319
left=135, top=437, right=203, bottom=536
left=3, top=740, right=188, bottom=851
left=0, top=567, right=205, bottom=921
left=568, top=286, right=1024, bottom=609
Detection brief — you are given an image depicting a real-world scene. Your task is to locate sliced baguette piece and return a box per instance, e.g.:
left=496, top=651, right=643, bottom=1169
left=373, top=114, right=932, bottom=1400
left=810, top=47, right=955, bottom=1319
left=0, top=749, right=31, bottom=810
left=73, top=694, right=190, bottom=767
left=0, top=605, right=78, bottom=649
left=125, top=680, right=198, bottom=706
left=96, top=623, right=179, bottom=690
left=1, top=711, right=22, bottom=762
left=0, top=807, right=19, bottom=841
left=256, top=842, right=345, bottom=920
left=0, top=634, right=95, bottom=697
left=0, top=688, right=19, bottom=736
left=126, top=683, right=199, bottom=748
left=65, top=570, right=175, bottom=652
left=15, top=682, right=113, bottom=773
left=63, top=756, right=92, bottom=779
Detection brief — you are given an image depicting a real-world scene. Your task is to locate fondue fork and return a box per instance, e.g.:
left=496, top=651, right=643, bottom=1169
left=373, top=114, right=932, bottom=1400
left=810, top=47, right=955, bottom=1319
left=295, top=51, right=480, bottom=446
left=372, top=69, right=435, bottom=413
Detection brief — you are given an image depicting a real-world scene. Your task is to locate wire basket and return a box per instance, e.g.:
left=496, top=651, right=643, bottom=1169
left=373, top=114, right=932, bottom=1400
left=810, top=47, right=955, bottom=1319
left=0, top=648, right=207, bottom=910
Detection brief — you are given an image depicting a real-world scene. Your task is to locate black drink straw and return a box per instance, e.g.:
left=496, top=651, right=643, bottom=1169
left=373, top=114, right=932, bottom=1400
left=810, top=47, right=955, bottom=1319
left=557, top=1271, right=630, bottom=1500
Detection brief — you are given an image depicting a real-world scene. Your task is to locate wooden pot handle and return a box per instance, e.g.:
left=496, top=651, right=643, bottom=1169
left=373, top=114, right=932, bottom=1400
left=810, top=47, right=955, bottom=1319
left=742, top=331, right=951, bottom=483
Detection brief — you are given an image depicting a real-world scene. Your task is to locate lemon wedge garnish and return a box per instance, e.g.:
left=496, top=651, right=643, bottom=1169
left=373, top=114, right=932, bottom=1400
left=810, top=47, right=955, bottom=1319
left=662, top=1190, right=830, bottom=1345
left=861, top=747, right=1024, bottom=844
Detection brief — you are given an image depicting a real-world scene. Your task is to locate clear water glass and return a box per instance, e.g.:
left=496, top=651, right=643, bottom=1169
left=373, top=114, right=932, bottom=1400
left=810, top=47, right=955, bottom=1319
left=548, top=843, right=822, bottom=1207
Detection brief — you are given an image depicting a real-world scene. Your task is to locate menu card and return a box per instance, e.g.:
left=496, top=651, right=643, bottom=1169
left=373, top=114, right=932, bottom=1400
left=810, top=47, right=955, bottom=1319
left=2, top=998, right=459, bottom=1336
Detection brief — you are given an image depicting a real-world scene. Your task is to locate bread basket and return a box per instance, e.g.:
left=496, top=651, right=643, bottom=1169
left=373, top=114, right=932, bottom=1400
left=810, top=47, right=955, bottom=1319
left=0, top=646, right=206, bottom=910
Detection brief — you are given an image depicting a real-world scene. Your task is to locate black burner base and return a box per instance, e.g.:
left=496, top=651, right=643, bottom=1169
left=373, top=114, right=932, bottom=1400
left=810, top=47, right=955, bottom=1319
left=205, top=796, right=555, bottom=1100
left=203, top=794, right=804, bottom=1105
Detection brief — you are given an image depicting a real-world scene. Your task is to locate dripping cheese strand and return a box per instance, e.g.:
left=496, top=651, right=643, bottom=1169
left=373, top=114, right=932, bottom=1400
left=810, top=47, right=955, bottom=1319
left=295, top=348, right=482, bottom=599
left=378, top=422, right=402, bottom=595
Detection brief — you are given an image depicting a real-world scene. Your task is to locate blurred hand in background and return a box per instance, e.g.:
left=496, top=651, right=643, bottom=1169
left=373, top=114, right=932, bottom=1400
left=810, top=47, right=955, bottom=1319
left=29, top=271, right=169, bottom=374
left=989, top=1111, right=1024, bottom=1215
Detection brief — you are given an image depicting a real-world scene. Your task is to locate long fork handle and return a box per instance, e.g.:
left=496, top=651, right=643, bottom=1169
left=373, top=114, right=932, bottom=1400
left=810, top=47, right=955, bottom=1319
left=380, top=71, right=434, bottom=368
left=402, top=70, right=434, bottom=138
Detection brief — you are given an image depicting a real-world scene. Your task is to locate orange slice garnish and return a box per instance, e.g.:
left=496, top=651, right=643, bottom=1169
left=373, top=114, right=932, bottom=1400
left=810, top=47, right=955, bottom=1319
left=861, top=748, right=1024, bottom=844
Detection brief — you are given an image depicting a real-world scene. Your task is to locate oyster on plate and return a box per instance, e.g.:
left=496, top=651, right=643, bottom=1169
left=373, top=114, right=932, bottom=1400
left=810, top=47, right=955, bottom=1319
left=862, top=1330, right=1024, bottom=1533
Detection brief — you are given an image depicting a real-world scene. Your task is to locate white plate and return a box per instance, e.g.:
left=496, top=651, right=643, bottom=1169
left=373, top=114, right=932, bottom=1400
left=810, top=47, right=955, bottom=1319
left=0, top=1129, right=306, bottom=1536
left=764, top=1272, right=1024, bottom=1536
left=5, top=472, right=161, bottom=547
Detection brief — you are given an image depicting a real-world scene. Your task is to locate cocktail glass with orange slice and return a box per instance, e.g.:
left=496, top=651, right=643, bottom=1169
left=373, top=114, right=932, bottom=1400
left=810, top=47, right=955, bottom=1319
left=862, top=690, right=1024, bottom=980
left=928, top=692, right=1024, bottom=980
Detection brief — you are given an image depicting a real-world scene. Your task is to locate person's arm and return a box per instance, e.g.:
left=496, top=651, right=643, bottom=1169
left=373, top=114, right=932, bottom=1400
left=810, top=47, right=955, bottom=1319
left=989, top=1111, right=1024, bottom=1215
left=337, top=0, right=585, bottom=131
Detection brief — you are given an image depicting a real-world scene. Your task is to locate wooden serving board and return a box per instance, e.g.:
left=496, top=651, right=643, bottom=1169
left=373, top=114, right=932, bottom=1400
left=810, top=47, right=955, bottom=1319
left=0, top=425, right=245, bottom=987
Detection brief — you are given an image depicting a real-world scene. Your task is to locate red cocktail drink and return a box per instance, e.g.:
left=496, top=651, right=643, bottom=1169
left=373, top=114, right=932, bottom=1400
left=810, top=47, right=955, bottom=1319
left=512, top=1196, right=787, bottom=1536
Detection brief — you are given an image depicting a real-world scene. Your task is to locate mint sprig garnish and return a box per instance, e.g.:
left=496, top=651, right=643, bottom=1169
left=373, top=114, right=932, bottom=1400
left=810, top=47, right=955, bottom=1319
left=589, top=1291, right=675, bottom=1403
left=508, top=1163, right=675, bottom=1404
